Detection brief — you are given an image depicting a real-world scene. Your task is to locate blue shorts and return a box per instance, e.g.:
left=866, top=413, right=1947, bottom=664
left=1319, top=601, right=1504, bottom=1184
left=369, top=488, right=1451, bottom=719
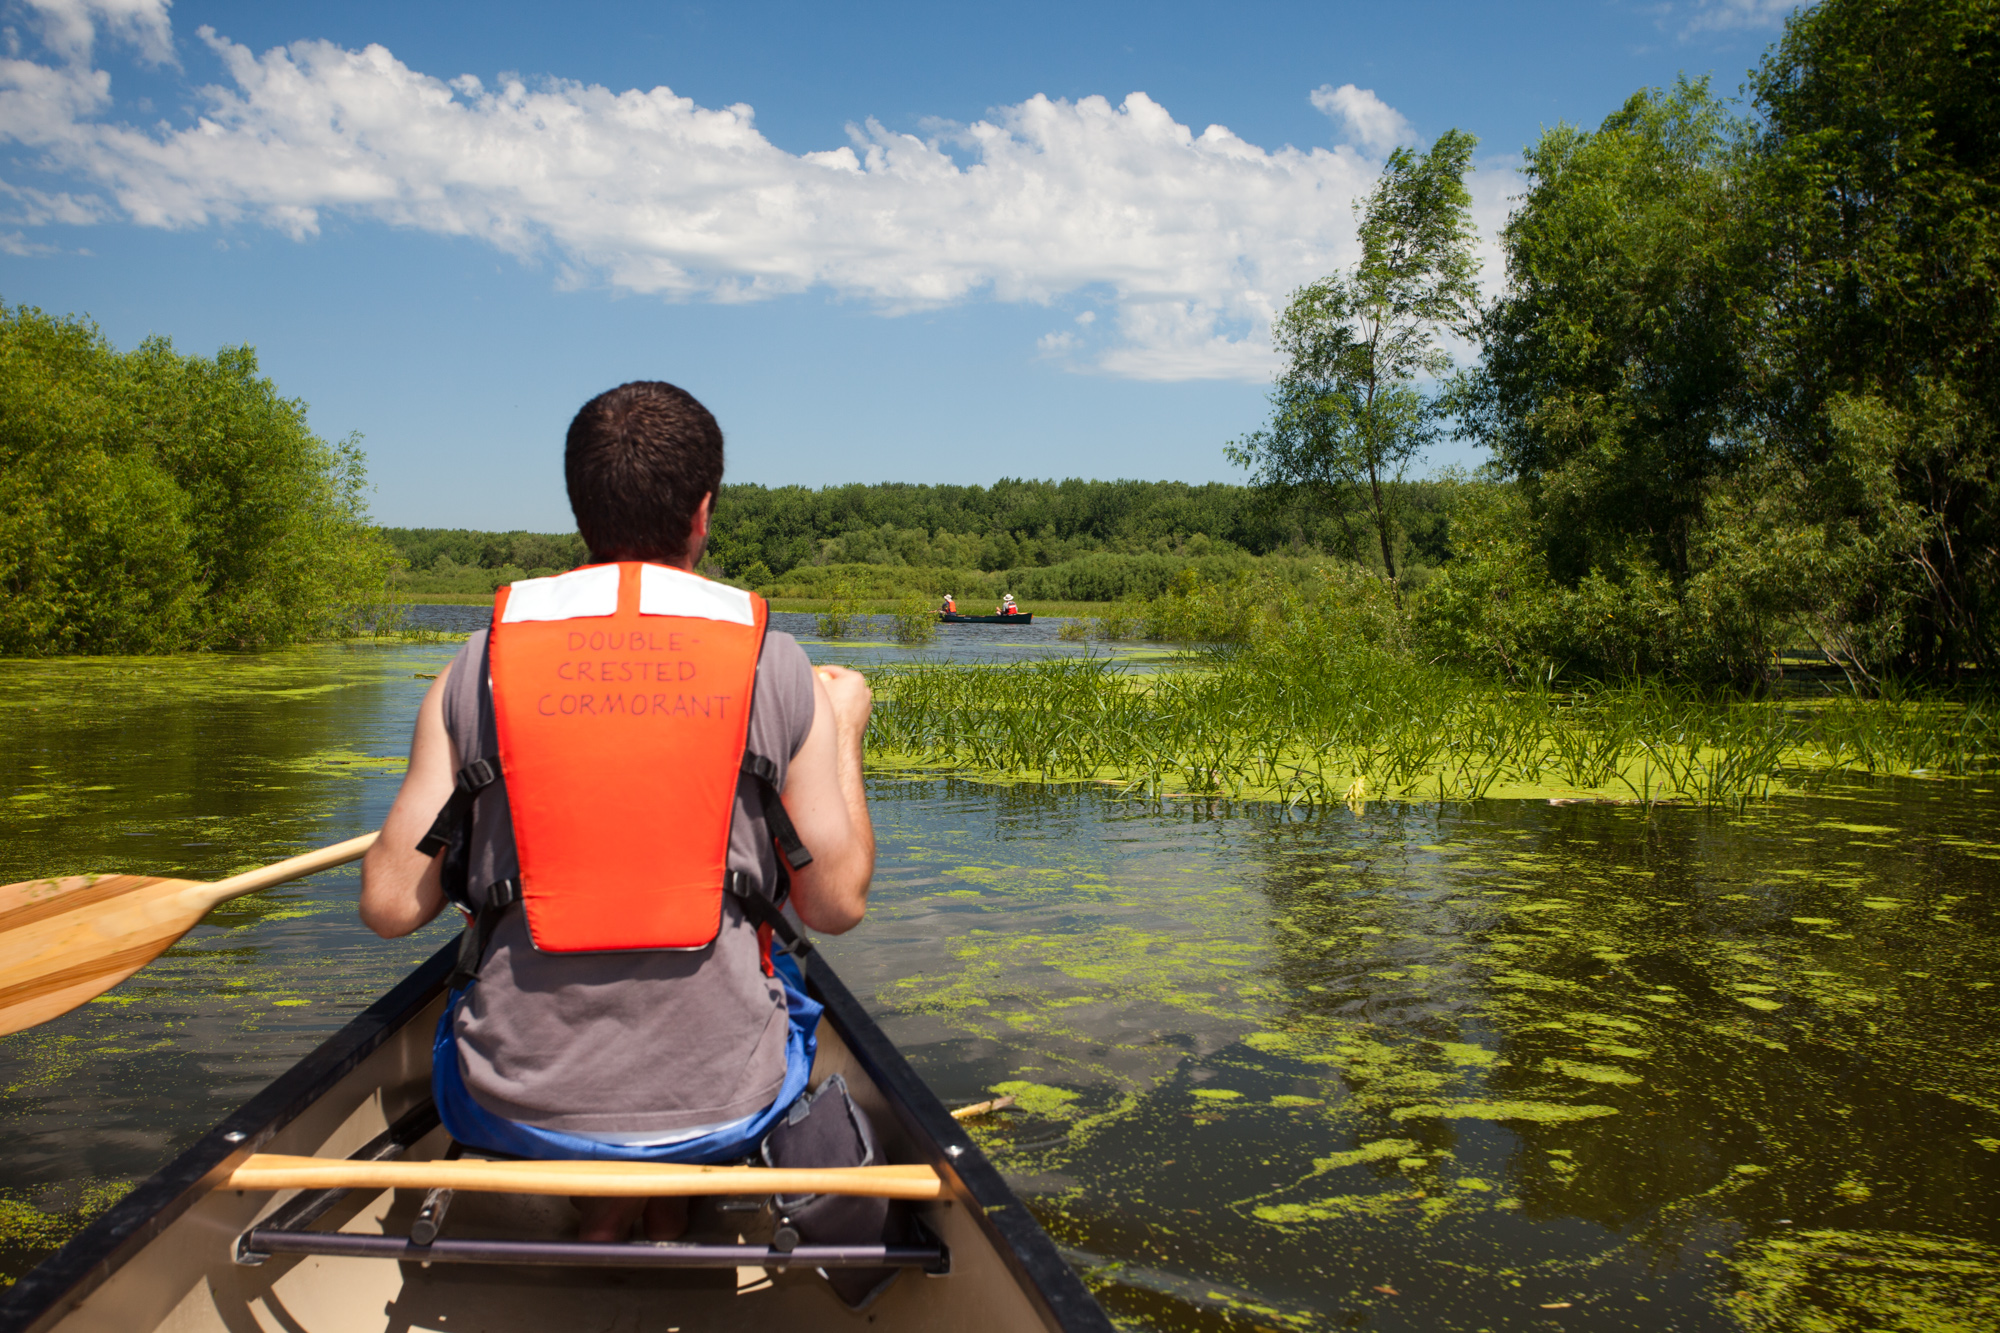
left=432, top=950, right=822, bottom=1165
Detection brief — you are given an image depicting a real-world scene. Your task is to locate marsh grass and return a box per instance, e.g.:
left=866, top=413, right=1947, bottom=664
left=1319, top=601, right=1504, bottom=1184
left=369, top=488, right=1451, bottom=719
left=864, top=644, right=1999, bottom=809
left=341, top=604, right=462, bottom=645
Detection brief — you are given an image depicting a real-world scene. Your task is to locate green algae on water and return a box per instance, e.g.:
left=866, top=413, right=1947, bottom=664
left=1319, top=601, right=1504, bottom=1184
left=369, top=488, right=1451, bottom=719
left=1390, top=1099, right=1620, bottom=1123
left=0, top=1180, right=131, bottom=1284
left=1729, top=1230, right=2000, bottom=1333
left=987, top=1081, right=1080, bottom=1118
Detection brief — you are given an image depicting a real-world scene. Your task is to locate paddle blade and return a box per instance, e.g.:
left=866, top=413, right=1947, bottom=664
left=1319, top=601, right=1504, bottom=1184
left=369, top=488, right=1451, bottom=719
left=0, top=874, right=212, bottom=1037
left=0, top=832, right=380, bottom=1037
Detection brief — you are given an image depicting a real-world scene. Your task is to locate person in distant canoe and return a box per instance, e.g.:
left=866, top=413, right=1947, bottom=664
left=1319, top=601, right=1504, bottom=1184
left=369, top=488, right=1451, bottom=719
left=998, top=593, right=1021, bottom=616
left=940, top=593, right=956, bottom=614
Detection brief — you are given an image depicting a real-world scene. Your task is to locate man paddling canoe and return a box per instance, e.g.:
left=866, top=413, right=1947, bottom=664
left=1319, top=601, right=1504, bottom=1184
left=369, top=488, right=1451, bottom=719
left=359, top=383, right=885, bottom=1280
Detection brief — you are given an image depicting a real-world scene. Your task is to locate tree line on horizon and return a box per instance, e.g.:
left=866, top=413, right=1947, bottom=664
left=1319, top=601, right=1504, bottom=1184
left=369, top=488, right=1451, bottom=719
left=381, top=476, right=1456, bottom=600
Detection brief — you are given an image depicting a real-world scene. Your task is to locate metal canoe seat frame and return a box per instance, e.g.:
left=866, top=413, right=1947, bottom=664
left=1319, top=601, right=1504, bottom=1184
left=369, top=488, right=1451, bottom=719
left=233, top=1099, right=950, bottom=1274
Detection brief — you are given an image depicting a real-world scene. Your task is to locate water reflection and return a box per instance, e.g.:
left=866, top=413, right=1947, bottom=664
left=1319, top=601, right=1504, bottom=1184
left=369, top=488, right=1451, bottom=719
left=824, top=782, right=2000, bottom=1330
left=0, top=644, right=1996, bottom=1332
left=0, top=643, right=462, bottom=1280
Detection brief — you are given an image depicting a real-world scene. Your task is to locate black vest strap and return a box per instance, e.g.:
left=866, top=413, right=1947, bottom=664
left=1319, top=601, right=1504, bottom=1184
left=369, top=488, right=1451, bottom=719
left=450, top=869, right=812, bottom=991
left=450, top=877, right=520, bottom=989
left=417, top=756, right=498, bottom=856
left=727, top=870, right=813, bottom=959
left=417, top=756, right=499, bottom=911
left=741, top=752, right=814, bottom=874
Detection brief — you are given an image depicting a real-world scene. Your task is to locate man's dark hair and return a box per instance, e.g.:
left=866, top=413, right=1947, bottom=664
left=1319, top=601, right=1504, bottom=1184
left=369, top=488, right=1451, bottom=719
left=565, top=381, right=723, bottom=563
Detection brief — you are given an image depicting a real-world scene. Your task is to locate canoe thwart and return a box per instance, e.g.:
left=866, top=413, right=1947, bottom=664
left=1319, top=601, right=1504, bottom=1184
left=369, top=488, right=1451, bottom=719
left=225, top=1153, right=946, bottom=1200
left=244, top=1099, right=444, bottom=1241
left=237, top=1228, right=952, bottom=1272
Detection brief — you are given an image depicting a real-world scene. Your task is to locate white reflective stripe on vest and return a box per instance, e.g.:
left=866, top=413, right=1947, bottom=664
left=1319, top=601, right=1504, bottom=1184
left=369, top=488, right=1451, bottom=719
left=501, top=564, right=619, bottom=622
left=498, top=563, right=755, bottom=626
left=638, top=564, right=755, bottom=624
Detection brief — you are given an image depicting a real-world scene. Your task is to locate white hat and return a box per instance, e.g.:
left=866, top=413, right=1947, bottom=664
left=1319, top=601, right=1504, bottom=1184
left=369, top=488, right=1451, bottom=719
left=1003, top=592, right=1015, bottom=600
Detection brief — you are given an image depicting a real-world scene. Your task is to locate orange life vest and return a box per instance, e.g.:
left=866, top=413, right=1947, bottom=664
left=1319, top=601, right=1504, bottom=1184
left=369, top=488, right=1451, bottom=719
left=486, top=561, right=767, bottom=953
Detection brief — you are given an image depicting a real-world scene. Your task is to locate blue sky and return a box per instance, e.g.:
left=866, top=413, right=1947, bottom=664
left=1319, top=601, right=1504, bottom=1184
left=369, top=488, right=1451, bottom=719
left=0, top=0, right=1801, bottom=530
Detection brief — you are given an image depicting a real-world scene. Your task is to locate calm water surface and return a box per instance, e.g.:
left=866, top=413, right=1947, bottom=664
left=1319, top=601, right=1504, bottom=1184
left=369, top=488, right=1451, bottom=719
left=2, top=637, right=1996, bottom=1330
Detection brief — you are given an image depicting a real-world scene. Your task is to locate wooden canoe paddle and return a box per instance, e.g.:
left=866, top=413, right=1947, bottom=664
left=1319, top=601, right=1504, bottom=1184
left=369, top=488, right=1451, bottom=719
left=0, top=831, right=380, bottom=1038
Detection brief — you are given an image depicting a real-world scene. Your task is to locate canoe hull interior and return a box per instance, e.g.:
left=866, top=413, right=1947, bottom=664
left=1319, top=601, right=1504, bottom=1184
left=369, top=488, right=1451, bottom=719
left=1, top=944, right=1107, bottom=1333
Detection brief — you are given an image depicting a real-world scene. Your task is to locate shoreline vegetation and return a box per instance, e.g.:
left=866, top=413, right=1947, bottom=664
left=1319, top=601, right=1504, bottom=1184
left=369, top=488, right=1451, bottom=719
left=1, top=307, right=396, bottom=654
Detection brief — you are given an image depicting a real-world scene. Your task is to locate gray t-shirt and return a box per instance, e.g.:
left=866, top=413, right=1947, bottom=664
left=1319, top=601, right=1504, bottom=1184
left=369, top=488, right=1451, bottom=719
left=439, top=626, right=816, bottom=1135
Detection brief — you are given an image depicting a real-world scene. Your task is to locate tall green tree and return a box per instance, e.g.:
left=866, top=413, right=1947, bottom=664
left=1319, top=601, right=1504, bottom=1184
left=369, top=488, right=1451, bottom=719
left=0, top=305, right=395, bottom=654
left=1742, top=0, right=2000, bottom=675
left=1464, top=80, right=1747, bottom=590
left=1230, top=129, right=1481, bottom=591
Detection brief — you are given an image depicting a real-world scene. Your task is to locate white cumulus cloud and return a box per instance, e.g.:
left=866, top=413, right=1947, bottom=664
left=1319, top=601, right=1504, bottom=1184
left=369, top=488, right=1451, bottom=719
left=18, top=0, right=175, bottom=66
left=0, top=10, right=1461, bottom=381
left=1683, top=0, right=1803, bottom=34
left=1309, top=83, right=1416, bottom=156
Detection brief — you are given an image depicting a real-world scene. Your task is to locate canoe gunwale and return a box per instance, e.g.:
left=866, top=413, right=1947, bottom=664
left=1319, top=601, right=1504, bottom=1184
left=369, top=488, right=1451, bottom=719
left=0, top=944, right=458, bottom=1333
left=0, top=940, right=1113, bottom=1333
left=803, top=958, right=1112, bottom=1333
left=937, top=613, right=1035, bottom=624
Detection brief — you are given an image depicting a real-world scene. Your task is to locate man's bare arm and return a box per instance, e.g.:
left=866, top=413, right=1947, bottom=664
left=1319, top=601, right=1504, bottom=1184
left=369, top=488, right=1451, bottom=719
left=359, top=664, right=459, bottom=938
left=781, top=665, right=874, bottom=934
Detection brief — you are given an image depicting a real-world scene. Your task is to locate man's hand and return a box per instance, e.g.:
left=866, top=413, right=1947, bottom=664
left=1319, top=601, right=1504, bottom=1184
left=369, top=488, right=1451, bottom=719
left=816, top=665, right=873, bottom=741
left=782, top=665, right=875, bottom=934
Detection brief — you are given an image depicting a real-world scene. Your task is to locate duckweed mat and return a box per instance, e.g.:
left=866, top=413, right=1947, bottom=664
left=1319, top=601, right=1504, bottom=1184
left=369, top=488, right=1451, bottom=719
left=818, top=776, right=2000, bottom=1331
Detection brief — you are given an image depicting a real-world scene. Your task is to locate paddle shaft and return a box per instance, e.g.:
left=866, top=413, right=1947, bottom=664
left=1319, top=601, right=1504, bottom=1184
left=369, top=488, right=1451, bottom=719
left=0, top=831, right=381, bottom=1037
left=225, top=1154, right=944, bottom=1200
left=199, top=832, right=382, bottom=910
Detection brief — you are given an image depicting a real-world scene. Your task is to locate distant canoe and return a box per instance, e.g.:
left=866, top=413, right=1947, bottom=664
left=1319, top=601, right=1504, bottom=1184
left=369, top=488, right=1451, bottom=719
left=938, top=613, right=1034, bottom=625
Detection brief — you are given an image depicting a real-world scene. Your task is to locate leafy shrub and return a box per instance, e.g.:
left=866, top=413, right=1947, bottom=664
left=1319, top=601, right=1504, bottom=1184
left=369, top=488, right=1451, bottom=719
left=1090, top=604, right=1146, bottom=640
left=892, top=594, right=939, bottom=646
left=1138, top=562, right=1402, bottom=650
left=815, top=578, right=860, bottom=639
left=0, top=306, right=395, bottom=654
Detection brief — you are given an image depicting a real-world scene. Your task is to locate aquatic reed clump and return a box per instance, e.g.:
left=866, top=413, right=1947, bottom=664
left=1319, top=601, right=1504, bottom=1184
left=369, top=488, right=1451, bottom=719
left=815, top=578, right=861, bottom=639
left=863, top=641, right=1998, bottom=809
left=891, top=594, right=939, bottom=646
